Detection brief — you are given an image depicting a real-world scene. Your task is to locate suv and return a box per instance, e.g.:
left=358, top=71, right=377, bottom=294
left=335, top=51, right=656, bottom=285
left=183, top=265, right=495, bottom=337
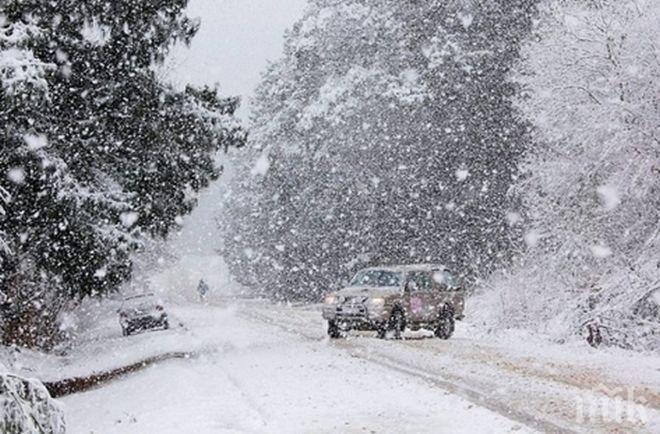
left=322, top=264, right=465, bottom=339
left=118, top=293, right=169, bottom=336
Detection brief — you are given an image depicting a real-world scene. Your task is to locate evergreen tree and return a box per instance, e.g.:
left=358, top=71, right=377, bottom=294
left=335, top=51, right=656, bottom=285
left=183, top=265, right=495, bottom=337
left=222, top=0, right=536, bottom=300
left=0, top=0, right=245, bottom=348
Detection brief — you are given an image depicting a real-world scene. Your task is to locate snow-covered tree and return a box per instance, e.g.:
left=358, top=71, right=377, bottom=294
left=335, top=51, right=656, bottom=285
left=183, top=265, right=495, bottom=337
left=473, top=0, right=660, bottom=350
left=0, top=18, right=52, bottom=96
left=222, top=0, right=536, bottom=300
left=0, top=1, right=245, bottom=348
left=0, top=372, right=65, bottom=434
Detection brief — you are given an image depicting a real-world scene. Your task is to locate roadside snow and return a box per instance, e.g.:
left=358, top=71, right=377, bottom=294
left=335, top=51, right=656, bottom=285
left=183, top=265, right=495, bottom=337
left=6, top=298, right=658, bottom=433
left=61, top=303, right=531, bottom=433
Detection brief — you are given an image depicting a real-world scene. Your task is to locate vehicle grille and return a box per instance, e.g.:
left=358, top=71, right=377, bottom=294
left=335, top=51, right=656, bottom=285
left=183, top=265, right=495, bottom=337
left=336, top=298, right=368, bottom=319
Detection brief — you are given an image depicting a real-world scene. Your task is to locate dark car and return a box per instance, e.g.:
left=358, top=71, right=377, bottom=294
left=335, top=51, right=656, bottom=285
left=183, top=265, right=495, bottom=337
left=118, top=293, right=169, bottom=336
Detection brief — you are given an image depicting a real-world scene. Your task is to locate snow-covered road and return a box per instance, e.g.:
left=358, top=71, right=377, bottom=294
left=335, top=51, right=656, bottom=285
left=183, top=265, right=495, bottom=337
left=61, top=301, right=659, bottom=433
left=61, top=303, right=528, bottom=433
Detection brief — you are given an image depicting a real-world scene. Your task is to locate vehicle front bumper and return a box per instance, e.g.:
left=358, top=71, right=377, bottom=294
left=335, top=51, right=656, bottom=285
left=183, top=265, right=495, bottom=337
left=120, top=313, right=167, bottom=330
left=322, top=303, right=387, bottom=325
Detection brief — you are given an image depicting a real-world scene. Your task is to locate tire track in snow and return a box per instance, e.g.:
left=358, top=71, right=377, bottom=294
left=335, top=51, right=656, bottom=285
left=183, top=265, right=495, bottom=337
left=220, top=369, right=272, bottom=430
left=239, top=304, right=656, bottom=434
left=237, top=308, right=571, bottom=433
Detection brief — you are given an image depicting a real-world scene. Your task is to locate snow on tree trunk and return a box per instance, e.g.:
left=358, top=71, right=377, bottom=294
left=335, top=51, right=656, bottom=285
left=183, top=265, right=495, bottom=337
left=0, top=187, right=9, bottom=258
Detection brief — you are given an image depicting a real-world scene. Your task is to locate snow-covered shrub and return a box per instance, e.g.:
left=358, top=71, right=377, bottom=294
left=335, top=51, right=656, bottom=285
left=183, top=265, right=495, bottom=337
left=472, top=0, right=660, bottom=351
left=0, top=372, right=65, bottom=433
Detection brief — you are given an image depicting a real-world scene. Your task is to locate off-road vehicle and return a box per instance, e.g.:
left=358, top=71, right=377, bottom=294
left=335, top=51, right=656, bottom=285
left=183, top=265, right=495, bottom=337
left=322, top=264, right=465, bottom=339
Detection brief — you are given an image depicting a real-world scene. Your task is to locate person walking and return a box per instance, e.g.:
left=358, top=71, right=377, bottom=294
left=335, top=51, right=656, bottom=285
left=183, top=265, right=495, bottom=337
left=197, top=279, right=209, bottom=302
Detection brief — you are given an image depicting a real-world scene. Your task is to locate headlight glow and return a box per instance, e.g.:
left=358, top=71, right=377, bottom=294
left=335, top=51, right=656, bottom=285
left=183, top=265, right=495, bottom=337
left=324, top=295, right=337, bottom=305
left=367, top=297, right=385, bottom=307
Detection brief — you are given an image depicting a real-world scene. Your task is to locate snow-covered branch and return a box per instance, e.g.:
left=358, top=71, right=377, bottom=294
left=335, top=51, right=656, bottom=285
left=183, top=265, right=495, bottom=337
left=474, top=0, right=660, bottom=350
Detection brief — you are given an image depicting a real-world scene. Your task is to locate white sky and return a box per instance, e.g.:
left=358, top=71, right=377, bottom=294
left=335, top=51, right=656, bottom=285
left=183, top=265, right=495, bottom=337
left=164, top=0, right=308, bottom=257
left=166, top=0, right=308, bottom=120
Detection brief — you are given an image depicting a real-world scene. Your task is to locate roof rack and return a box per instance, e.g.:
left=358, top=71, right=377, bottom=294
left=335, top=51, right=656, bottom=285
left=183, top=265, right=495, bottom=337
left=363, top=263, right=447, bottom=272
left=123, top=292, right=155, bottom=300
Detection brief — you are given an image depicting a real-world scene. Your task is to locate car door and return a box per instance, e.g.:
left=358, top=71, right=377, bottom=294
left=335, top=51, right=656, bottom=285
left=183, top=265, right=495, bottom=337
left=406, top=271, right=436, bottom=323
left=431, top=269, right=465, bottom=317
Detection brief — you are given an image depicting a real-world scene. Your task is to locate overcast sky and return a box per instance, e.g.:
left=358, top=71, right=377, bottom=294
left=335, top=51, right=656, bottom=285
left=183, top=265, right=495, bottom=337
left=167, top=0, right=308, bottom=120
left=164, top=0, right=308, bottom=257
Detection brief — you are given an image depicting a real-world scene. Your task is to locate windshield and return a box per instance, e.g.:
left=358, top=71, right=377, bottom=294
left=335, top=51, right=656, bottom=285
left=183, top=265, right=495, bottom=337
left=432, top=270, right=458, bottom=288
left=350, top=269, right=403, bottom=287
left=122, top=294, right=157, bottom=306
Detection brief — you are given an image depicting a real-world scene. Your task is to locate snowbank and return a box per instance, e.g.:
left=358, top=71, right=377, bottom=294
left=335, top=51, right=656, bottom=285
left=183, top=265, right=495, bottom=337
left=468, top=267, right=660, bottom=352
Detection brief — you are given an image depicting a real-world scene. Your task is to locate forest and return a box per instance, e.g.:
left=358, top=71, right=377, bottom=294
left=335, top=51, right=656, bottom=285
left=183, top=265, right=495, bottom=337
left=1, top=0, right=658, bottom=432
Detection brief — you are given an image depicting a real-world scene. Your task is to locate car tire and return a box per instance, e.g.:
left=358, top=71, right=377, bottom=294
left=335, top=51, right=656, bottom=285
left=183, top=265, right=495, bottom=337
left=376, top=323, right=387, bottom=339
left=327, top=320, right=342, bottom=339
left=122, top=327, right=130, bottom=337
left=387, top=308, right=406, bottom=340
left=434, top=308, right=455, bottom=340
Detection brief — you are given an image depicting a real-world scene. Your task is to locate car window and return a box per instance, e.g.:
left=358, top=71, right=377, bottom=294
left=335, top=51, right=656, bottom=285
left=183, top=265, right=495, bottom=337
left=432, top=270, right=458, bottom=289
left=122, top=294, right=158, bottom=307
left=406, top=271, right=434, bottom=292
left=350, top=270, right=403, bottom=287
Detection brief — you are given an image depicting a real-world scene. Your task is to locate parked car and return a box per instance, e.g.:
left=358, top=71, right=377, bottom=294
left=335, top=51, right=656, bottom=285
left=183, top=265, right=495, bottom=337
left=322, top=264, right=466, bottom=339
left=118, top=293, right=169, bottom=336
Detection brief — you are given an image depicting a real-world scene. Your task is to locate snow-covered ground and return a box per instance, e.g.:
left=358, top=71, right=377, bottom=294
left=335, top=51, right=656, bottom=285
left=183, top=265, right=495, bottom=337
left=0, top=294, right=660, bottom=434
left=239, top=301, right=660, bottom=433
left=9, top=297, right=658, bottom=433
left=60, top=303, right=531, bottom=433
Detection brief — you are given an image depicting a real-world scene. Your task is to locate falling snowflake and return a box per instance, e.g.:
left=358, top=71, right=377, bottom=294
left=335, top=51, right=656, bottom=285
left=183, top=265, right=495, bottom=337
left=458, top=12, right=474, bottom=29
left=455, top=169, right=469, bottom=181
left=23, top=133, right=48, bottom=150
left=596, top=185, right=620, bottom=211
left=506, top=212, right=522, bottom=226
left=120, top=211, right=139, bottom=228
left=523, top=230, right=540, bottom=247
left=590, top=244, right=612, bottom=258
left=251, top=153, right=270, bottom=176
left=7, top=168, right=25, bottom=184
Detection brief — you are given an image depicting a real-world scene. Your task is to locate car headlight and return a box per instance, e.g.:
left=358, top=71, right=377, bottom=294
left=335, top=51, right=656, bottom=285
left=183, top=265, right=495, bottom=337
left=367, top=297, right=385, bottom=307
left=324, top=295, right=337, bottom=305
